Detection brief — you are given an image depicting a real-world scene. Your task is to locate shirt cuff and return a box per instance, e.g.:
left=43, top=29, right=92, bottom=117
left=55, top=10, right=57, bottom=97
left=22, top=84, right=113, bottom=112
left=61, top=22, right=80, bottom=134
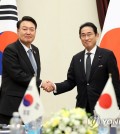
left=53, top=84, right=57, bottom=93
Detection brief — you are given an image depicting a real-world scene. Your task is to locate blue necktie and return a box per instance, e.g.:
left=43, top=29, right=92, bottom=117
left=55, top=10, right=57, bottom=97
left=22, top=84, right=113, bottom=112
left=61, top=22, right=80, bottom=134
left=27, top=49, right=37, bottom=76
left=86, top=53, right=91, bottom=81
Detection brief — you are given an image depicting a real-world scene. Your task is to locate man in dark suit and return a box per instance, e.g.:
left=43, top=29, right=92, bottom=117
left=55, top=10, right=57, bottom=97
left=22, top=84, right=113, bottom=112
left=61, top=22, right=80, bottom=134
left=43, top=22, right=120, bottom=115
left=0, top=16, right=45, bottom=124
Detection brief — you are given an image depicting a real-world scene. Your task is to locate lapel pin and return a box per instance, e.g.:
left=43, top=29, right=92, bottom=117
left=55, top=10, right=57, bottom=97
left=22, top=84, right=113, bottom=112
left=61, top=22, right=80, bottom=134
left=33, top=50, right=36, bottom=54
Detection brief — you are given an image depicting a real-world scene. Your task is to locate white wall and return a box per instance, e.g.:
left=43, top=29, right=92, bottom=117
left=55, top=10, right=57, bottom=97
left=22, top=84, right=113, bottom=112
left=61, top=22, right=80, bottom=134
left=17, top=0, right=101, bottom=121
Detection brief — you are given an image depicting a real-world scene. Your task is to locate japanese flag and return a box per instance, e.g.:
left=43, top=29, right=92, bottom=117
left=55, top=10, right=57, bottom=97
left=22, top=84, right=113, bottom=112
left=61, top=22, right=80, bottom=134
left=100, top=0, right=120, bottom=73
left=19, top=76, right=44, bottom=124
left=95, top=74, right=120, bottom=119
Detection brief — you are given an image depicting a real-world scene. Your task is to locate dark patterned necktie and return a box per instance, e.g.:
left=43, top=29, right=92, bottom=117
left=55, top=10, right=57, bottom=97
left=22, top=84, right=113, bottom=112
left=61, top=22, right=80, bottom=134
left=27, top=49, right=37, bottom=76
left=86, top=53, right=91, bottom=81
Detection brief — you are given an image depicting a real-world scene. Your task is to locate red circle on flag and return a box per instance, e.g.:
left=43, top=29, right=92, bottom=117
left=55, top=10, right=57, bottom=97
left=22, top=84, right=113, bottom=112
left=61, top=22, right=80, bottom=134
left=100, top=28, right=120, bottom=73
left=99, top=93, right=112, bottom=109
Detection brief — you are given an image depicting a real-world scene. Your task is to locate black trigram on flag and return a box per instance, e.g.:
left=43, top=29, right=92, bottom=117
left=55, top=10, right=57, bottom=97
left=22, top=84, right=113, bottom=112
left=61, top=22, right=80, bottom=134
left=0, top=0, right=18, bottom=21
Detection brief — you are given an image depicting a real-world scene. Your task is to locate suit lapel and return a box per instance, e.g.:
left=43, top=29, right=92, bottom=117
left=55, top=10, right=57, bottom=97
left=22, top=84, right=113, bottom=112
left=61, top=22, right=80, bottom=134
left=31, top=46, right=40, bottom=76
left=89, top=47, right=102, bottom=80
left=79, top=50, right=86, bottom=79
left=16, top=40, right=35, bottom=74
left=31, top=47, right=39, bottom=67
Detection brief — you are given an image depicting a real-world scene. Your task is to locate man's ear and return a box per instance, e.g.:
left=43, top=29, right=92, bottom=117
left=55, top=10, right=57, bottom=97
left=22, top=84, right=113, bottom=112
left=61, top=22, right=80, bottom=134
left=96, top=33, right=99, bottom=38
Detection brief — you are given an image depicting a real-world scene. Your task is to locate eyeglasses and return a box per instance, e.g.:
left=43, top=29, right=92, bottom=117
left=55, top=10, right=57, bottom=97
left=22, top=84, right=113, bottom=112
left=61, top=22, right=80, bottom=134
left=81, top=33, right=94, bottom=39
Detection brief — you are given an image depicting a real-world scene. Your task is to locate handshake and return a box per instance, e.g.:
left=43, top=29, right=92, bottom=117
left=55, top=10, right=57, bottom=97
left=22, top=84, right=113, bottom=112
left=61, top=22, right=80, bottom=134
left=41, top=81, right=56, bottom=92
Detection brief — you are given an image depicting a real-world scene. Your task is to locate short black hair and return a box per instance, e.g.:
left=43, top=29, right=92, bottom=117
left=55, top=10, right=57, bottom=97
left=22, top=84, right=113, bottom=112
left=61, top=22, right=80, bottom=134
left=17, top=16, right=37, bottom=29
left=79, top=22, right=98, bottom=36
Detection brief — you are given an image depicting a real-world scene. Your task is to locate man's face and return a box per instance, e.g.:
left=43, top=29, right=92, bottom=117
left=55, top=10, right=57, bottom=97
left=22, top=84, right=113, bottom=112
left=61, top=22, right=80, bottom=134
left=80, top=26, right=99, bottom=51
left=17, top=20, right=36, bottom=47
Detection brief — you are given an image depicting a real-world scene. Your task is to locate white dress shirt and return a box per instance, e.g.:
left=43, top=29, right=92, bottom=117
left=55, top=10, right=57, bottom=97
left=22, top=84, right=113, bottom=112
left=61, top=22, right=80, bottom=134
left=54, top=45, right=98, bottom=93
left=84, top=45, right=97, bottom=72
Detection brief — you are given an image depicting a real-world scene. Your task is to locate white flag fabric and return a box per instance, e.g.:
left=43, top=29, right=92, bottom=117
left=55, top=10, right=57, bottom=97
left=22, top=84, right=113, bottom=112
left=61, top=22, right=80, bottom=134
left=0, top=0, right=18, bottom=86
left=19, top=76, right=44, bottom=124
left=99, top=0, right=120, bottom=73
left=95, top=75, right=120, bottom=119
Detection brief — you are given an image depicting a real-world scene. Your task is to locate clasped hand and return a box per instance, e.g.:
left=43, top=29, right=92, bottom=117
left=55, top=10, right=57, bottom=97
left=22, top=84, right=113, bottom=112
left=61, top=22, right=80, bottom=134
left=41, top=81, right=55, bottom=92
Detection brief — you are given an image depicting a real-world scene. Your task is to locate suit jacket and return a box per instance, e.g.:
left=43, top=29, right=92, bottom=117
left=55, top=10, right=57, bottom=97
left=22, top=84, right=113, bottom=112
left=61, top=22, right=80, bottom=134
left=54, top=46, right=120, bottom=114
left=0, top=40, right=41, bottom=116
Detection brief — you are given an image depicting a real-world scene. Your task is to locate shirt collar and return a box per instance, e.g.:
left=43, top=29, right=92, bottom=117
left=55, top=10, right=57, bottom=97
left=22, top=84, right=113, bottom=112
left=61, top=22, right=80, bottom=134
left=19, top=40, right=32, bottom=53
left=85, top=45, right=97, bottom=55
